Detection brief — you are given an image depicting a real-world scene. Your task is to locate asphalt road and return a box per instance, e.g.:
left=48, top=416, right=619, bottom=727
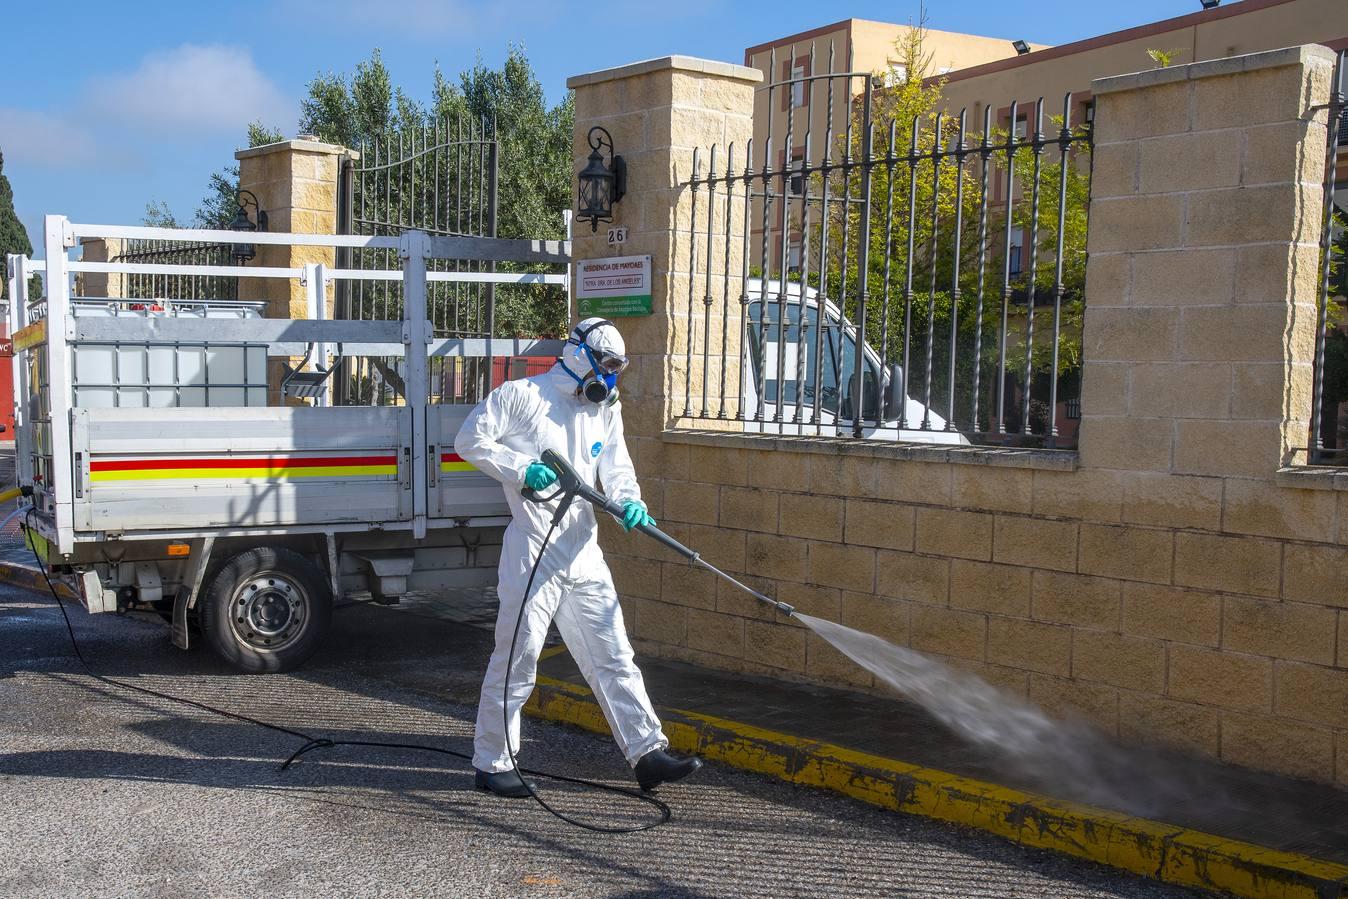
left=0, top=582, right=1200, bottom=899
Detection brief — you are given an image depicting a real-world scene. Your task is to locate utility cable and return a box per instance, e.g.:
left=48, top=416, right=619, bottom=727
left=20, top=507, right=671, bottom=833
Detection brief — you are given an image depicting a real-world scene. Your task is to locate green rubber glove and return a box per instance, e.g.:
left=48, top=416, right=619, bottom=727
left=621, top=500, right=655, bottom=532
left=523, top=461, right=558, bottom=491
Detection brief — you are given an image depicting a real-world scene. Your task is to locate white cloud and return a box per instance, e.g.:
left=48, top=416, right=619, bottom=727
left=84, top=44, right=290, bottom=134
left=0, top=108, right=99, bottom=168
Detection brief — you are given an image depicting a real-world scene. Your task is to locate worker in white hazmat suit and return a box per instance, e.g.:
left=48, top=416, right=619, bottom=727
left=455, top=318, right=703, bottom=798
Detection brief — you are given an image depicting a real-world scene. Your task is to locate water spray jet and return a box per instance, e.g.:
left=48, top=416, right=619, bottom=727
left=533, top=450, right=1178, bottom=816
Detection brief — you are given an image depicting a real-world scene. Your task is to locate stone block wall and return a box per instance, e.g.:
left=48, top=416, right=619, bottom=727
left=578, top=46, right=1348, bottom=784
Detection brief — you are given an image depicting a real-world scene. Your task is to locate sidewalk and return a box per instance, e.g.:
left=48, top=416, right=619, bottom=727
left=532, top=647, right=1348, bottom=898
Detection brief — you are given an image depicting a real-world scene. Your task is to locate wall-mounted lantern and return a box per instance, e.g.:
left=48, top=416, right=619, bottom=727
left=577, top=126, right=626, bottom=233
left=230, top=189, right=268, bottom=264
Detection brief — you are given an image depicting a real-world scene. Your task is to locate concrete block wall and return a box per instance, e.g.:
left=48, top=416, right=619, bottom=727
left=575, top=45, right=1348, bottom=785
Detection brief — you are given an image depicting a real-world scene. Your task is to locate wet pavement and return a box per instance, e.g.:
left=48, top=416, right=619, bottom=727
left=0, top=581, right=1198, bottom=898
left=537, top=648, right=1348, bottom=864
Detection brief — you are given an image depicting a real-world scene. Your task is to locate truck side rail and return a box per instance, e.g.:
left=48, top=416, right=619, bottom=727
left=14, top=216, right=572, bottom=555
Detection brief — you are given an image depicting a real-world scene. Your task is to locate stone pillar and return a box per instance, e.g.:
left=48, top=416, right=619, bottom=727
left=236, top=138, right=354, bottom=402
left=568, top=57, right=761, bottom=447
left=77, top=237, right=123, bottom=298
left=1069, top=46, right=1340, bottom=778
left=235, top=138, right=352, bottom=321
left=1079, top=45, right=1336, bottom=487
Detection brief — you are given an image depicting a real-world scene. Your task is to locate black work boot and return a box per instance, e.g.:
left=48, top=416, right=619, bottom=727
left=475, top=767, right=536, bottom=798
left=634, top=748, right=703, bottom=792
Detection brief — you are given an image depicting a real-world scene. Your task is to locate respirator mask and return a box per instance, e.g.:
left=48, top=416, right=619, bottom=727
left=561, top=318, right=629, bottom=406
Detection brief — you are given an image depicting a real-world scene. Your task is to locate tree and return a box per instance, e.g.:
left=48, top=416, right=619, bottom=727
left=193, top=122, right=286, bottom=228
left=0, top=151, right=36, bottom=302
left=1146, top=48, right=1183, bottom=68
left=298, top=46, right=573, bottom=337
left=299, top=46, right=573, bottom=247
left=300, top=49, right=402, bottom=149
left=811, top=14, right=1091, bottom=437
left=815, top=15, right=989, bottom=427
left=1317, top=210, right=1348, bottom=447
left=142, top=200, right=181, bottom=228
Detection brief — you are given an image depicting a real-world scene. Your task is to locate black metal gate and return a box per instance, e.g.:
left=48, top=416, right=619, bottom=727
left=1308, top=49, right=1347, bottom=464
left=680, top=43, right=1092, bottom=448
left=336, top=116, right=499, bottom=405
left=112, top=240, right=237, bottom=302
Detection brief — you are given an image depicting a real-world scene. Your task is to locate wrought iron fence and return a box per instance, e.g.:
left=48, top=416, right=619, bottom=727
left=680, top=44, right=1092, bottom=448
left=336, top=115, right=499, bottom=406
left=112, top=240, right=236, bottom=301
left=1308, top=49, right=1348, bottom=465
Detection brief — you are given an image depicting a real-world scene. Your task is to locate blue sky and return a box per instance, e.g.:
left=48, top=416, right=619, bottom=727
left=3, top=0, right=1200, bottom=257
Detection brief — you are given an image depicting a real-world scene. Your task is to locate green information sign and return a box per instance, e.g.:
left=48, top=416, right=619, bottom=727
left=577, top=294, right=652, bottom=317
left=575, top=254, right=652, bottom=317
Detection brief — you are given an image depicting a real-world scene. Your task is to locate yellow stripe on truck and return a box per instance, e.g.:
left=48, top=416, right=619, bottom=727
left=90, top=465, right=398, bottom=482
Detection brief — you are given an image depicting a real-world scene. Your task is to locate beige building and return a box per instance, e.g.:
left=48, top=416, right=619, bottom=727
left=745, top=0, right=1346, bottom=271
left=742, top=19, right=1047, bottom=270
left=936, top=0, right=1347, bottom=130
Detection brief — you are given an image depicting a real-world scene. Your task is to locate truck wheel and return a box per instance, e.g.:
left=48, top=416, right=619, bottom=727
left=199, top=547, right=331, bottom=673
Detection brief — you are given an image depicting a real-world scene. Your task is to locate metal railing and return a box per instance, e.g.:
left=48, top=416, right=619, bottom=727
left=680, top=44, right=1092, bottom=448
left=1309, top=49, right=1347, bottom=465
left=112, top=239, right=237, bottom=301
left=337, top=115, right=500, bottom=407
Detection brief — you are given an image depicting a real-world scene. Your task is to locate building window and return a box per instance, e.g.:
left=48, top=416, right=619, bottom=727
left=791, top=64, right=806, bottom=108
left=788, top=238, right=802, bottom=274
left=1009, top=226, right=1024, bottom=276
left=789, top=150, right=805, bottom=196
left=883, top=62, right=908, bottom=86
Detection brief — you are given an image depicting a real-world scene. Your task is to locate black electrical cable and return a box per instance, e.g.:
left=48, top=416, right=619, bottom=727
left=20, top=506, right=671, bottom=833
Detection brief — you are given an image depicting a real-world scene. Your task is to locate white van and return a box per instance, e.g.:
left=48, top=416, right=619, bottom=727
left=741, top=279, right=969, bottom=444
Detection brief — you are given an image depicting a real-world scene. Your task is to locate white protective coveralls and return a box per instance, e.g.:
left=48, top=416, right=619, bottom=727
left=454, top=324, right=668, bottom=773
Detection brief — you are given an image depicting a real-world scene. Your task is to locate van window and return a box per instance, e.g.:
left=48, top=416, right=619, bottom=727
left=747, top=297, right=881, bottom=419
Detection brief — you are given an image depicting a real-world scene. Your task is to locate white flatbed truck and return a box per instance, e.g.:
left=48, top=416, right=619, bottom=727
left=7, top=217, right=567, bottom=672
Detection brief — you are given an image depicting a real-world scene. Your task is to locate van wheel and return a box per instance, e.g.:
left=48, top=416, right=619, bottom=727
left=199, top=547, right=331, bottom=673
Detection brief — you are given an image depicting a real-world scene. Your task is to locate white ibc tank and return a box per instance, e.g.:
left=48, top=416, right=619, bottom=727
left=71, top=300, right=270, bottom=409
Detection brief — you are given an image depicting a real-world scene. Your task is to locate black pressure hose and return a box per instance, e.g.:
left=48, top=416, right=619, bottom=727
left=21, top=507, right=671, bottom=833
left=497, top=496, right=670, bottom=831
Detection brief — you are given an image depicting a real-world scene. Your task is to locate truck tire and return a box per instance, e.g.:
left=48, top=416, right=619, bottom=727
left=199, top=547, right=331, bottom=673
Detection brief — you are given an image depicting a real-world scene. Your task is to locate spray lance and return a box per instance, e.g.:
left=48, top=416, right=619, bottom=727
left=525, top=448, right=796, bottom=618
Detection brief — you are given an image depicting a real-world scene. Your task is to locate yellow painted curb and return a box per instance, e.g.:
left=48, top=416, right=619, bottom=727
left=525, top=675, right=1348, bottom=899
left=0, top=560, right=77, bottom=600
